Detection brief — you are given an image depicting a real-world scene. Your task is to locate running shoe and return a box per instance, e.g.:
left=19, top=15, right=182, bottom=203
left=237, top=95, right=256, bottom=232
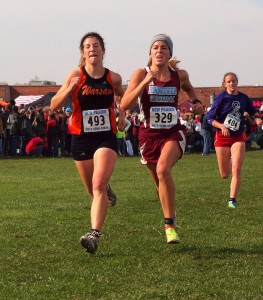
left=107, top=184, right=117, bottom=207
left=228, top=200, right=237, bottom=208
left=80, top=232, right=99, bottom=254
left=165, top=227, right=180, bottom=244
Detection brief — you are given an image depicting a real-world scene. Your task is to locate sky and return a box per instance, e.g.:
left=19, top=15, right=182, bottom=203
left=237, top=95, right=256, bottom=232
left=1, top=0, right=263, bottom=87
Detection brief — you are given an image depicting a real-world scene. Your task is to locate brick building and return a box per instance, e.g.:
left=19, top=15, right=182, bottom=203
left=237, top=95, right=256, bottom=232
left=1, top=83, right=263, bottom=109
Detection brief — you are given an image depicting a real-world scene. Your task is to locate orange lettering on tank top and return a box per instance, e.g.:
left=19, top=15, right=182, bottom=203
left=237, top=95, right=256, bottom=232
left=81, top=85, right=113, bottom=96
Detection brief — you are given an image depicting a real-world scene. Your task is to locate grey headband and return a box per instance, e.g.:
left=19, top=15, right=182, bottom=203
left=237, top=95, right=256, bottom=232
left=149, top=34, right=173, bottom=56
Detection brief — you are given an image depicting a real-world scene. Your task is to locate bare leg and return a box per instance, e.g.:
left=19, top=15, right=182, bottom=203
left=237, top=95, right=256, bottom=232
left=146, top=163, right=159, bottom=196
left=230, top=142, right=245, bottom=199
left=74, top=160, right=94, bottom=197
left=215, top=146, right=232, bottom=179
left=146, top=141, right=181, bottom=219
left=75, top=147, right=117, bottom=231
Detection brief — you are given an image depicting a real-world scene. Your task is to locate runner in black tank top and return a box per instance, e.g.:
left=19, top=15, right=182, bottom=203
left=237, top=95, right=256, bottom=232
left=50, top=32, right=125, bottom=254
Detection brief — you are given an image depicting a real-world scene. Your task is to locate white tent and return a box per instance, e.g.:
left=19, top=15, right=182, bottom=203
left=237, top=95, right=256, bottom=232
left=14, top=95, right=44, bottom=106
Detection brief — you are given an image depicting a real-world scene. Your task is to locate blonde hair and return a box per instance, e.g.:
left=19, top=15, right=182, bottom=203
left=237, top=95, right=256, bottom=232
left=221, top=72, right=238, bottom=90
left=147, top=56, right=180, bottom=69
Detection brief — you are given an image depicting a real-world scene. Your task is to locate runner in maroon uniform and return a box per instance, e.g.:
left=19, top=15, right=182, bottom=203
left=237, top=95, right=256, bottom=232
left=120, top=34, right=202, bottom=244
left=50, top=32, right=125, bottom=254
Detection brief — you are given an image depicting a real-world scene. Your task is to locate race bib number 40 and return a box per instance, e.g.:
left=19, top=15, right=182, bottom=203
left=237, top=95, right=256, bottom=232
left=223, top=114, right=240, bottom=131
left=83, top=109, right=111, bottom=132
left=150, top=106, right=178, bottom=129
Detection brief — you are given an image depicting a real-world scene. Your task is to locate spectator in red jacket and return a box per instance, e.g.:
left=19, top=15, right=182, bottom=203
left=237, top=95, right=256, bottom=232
left=26, top=137, right=47, bottom=157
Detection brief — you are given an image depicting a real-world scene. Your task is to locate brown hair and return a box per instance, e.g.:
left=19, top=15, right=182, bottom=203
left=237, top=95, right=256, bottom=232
left=79, top=32, right=105, bottom=67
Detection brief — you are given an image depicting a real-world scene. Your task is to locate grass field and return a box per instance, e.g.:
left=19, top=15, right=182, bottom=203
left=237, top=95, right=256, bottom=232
left=0, top=151, right=262, bottom=299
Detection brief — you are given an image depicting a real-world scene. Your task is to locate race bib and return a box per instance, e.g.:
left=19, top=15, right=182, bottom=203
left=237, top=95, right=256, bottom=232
left=83, top=109, right=111, bottom=132
left=223, top=114, right=240, bottom=131
left=149, top=106, right=178, bottom=129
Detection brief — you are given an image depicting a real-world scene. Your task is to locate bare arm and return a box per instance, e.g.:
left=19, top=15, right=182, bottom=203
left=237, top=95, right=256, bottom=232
left=179, top=69, right=197, bottom=100
left=110, top=71, right=126, bottom=131
left=178, top=69, right=203, bottom=114
left=212, top=120, right=230, bottom=136
left=120, top=68, right=158, bottom=111
left=111, top=71, right=124, bottom=98
left=50, top=68, right=81, bottom=111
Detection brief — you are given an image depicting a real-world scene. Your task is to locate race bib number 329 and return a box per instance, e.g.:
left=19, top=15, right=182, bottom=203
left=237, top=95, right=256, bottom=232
left=149, top=106, right=178, bottom=129
left=83, top=109, right=111, bottom=132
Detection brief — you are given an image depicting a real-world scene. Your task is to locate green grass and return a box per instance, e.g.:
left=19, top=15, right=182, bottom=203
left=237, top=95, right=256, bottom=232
left=0, top=151, right=262, bottom=300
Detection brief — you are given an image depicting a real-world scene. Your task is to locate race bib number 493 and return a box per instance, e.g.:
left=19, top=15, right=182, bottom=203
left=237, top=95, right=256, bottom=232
left=83, top=109, right=111, bottom=132
left=149, top=106, right=178, bottom=129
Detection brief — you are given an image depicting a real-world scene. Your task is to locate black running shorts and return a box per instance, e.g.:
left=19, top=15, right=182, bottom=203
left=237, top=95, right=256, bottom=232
left=71, top=133, right=118, bottom=161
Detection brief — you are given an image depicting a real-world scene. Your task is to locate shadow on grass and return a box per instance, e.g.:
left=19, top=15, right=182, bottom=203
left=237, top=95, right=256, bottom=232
left=169, top=245, right=263, bottom=259
left=82, top=244, right=263, bottom=259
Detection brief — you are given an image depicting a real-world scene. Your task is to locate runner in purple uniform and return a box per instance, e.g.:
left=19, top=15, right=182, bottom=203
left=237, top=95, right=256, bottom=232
left=207, top=72, right=262, bottom=208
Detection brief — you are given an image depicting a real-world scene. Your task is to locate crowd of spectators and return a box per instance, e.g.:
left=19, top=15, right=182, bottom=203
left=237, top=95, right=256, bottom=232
left=0, top=100, right=73, bottom=157
left=0, top=100, right=263, bottom=158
